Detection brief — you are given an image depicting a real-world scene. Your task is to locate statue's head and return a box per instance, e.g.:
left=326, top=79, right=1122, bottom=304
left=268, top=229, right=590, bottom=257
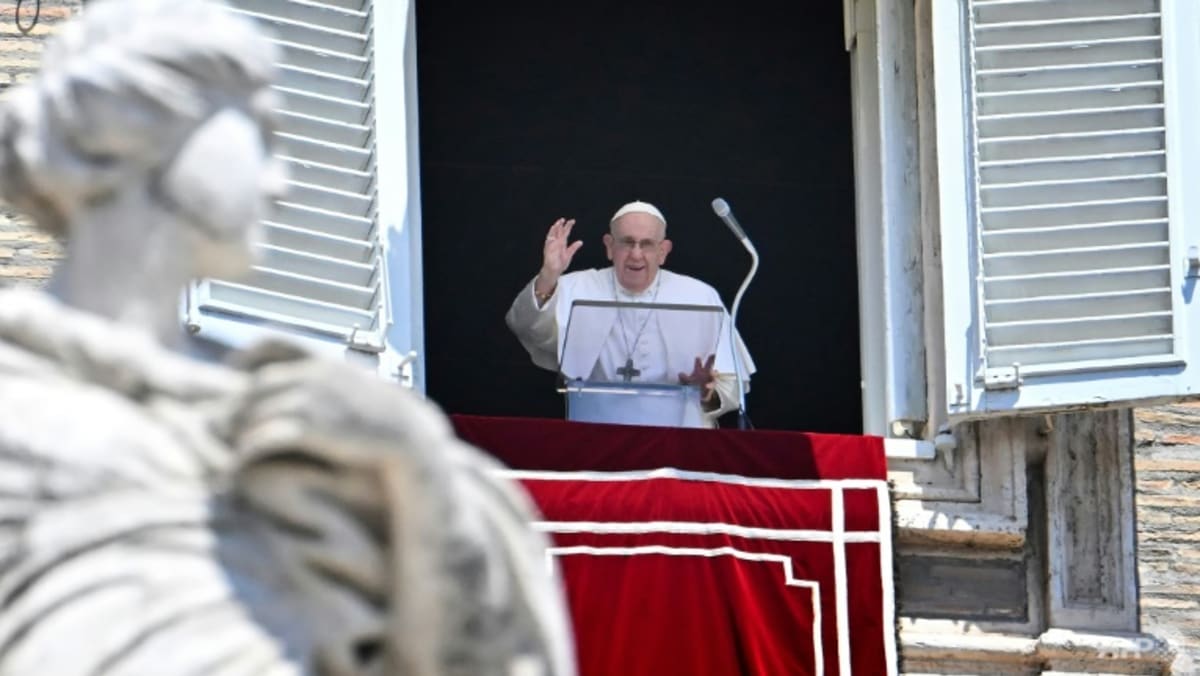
left=0, top=0, right=285, bottom=277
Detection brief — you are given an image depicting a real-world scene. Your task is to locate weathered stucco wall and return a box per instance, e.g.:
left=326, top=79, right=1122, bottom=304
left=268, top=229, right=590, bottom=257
left=0, top=0, right=77, bottom=286
left=1136, top=404, right=1200, bottom=673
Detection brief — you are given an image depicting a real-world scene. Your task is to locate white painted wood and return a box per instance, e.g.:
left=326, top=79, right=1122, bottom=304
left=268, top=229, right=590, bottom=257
left=850, top=0, right=887, bottom=436
left=877, top=0, right=928, bottom=428
left=935, top=0, right=1200, bottom=418
left=851, top=0, right=928, bottom=435
left=373, top=0, right=427, bottom=390
left=916, top=0, right=950, bottom=442
left=933, top=0, right=977, bottom=418
left=189, top=0, right=426, bottom=389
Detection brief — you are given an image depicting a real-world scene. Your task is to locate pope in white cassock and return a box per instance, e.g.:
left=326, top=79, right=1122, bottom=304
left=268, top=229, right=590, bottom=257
left=506, top=201, right=756, bottom=427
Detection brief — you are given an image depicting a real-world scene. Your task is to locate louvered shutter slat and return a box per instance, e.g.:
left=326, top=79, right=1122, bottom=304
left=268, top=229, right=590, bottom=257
left=986, top=336, right=1173, bottom=367
left=312, top=0, right=362, bottom=11
left=983, top=264, right=1168, bottom=299
left=988, top=310, right=1171, bottom=342
left=978, top=107, right=1163, bottom=140
left=234, top=12, right=367, bottom=56
left=276, top=89, right=369, bottom=126
left=986, top=288, right=1172, bottom=323
left=278, top=134, right=371, bottom=169
left=262, top=222, right=373, bottom=263
left=283, top=157, right=372, bottom=193
left=981, top=173, right=1165, bottom=207
left=982, top=241, right=1169, bottom=276
left=278, top=111, right=370, bottom=148
left=278, top=66, right=368, bottom=102
left=272, top=202, right=372, bottom=240
left=273, top=41, right=368, bottom=79
left=245, top=267, right=375, bottom=308
left=982, top=218, right=1168, bottom=251
left=206, top=283, right=375, bottom=331
left=236, top=0, right=367, bottom=33
left=981, top=151, right=1165, bottom=182
left=979, top=82, right=1164, bottom=118
left=196, top=0, right=384, bottom=342
left=982, top=197, right=1166, bottom=230
left=257, top=245, right=376, bottom=285
left=286, top=182, right=372, bottom=217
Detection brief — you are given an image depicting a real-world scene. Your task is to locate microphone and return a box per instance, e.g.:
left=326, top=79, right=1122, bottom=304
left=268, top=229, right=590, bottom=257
left=710, top=197, right=759, bottom=430
left=711, top=197, right=747, bottom=241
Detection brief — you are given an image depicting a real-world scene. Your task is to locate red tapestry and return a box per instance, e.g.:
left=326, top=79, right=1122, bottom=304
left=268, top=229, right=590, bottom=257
left=453, top=416, right=897, bottom=676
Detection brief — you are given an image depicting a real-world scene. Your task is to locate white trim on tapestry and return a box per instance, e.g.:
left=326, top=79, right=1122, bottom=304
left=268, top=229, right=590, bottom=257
left=498, top=467, right=888, bottom=491
left=875, top=483, right=899, bottom=670
left=528, top=475, right=900, bottom=675
left=832, top=488, right=852, bottom=676
left=534, top=521, right=883, bottom=543
left=549, top=546, right=826, bottom=676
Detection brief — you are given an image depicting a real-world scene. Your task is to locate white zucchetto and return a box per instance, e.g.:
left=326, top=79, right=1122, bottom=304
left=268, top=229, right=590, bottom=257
left=610, top=200, right=667, bottom=226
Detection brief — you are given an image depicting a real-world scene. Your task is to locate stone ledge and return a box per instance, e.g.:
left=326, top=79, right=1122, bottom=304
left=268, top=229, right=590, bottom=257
left=901, top=629, right=1172, bottom=675
left=897, top=507, right=1026, bottom=549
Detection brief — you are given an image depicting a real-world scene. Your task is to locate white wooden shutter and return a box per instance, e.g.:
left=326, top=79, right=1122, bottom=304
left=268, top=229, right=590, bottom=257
left=188, top=0, right=415, bottom=360
left=936, top=0, right=1200, bottom=417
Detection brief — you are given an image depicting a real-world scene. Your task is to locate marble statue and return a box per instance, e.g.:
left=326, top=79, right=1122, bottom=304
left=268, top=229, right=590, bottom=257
left=0, top=1, right=574, bottom=674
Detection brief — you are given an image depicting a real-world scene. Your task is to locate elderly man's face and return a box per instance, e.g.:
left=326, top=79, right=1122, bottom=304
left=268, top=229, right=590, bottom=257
left=603, top=212, right=672, bottom=293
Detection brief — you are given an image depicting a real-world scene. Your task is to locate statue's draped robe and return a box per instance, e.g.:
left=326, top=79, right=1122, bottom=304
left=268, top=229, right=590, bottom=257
left=0, top=288, right=573, bottom=676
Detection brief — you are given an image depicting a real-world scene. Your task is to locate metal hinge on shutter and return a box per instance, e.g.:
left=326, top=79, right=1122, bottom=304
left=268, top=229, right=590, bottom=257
left=982, top=364, right=1022, bottom=391
left=347, top=326, right=384, bottom=353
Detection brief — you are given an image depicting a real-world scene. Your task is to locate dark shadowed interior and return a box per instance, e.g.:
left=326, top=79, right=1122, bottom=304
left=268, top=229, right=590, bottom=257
left=417, top=0, right=861, bottom=432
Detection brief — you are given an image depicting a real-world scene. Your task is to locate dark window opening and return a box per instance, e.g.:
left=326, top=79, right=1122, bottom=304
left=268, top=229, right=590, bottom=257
left=418, top=0, right=861, bottom=433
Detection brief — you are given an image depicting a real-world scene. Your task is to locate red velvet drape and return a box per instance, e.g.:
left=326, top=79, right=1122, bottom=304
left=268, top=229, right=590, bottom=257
left=453, top=416, right=896, bottom=676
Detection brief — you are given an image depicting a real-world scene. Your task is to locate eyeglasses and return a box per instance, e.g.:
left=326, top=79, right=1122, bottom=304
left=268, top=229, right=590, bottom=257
left=614, top=237, right=662, bottom=252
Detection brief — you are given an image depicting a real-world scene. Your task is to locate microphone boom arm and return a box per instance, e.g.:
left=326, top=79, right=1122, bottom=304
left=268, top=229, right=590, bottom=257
left=728, top=238, right=757, bottom=429
left=711, top=197, right=756, bottom=430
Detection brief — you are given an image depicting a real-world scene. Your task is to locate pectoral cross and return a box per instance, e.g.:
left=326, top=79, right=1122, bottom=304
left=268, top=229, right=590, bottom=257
left=616, top=358, right=641, bottom=382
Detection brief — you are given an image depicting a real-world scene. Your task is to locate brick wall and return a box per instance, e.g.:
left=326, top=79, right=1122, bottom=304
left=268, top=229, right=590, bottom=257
left=0, top=0, right=80, bottom=287
left=1136, top=404, right=1200, bottom=673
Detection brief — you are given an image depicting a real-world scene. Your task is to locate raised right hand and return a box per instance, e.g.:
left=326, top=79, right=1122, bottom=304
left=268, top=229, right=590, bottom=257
left=539, top=218, right=583, bottom=285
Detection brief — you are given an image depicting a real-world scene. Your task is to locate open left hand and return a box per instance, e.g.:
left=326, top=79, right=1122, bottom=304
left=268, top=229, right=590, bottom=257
left=678, top=354, right=718, bottom=405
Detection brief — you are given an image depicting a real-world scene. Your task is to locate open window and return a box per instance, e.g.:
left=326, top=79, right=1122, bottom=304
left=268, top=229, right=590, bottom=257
left=187, top=0, right=425, bottom=387
left=186, top=0, right=1200, bottom=432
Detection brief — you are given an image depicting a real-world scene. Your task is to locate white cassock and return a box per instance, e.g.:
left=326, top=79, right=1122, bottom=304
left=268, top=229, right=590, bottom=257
left=506, top=267, right=756, bottom=426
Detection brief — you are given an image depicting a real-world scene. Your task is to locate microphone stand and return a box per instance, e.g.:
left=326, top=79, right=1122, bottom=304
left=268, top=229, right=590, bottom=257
left=729, top=239, right=758, bottom=430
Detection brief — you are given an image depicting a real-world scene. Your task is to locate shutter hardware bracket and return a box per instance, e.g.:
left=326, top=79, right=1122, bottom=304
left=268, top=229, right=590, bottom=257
left=982, top=363, right=1022, bottom=391
left=347, top=327, right=385, bottom=354
left=1187, top=246, right=1200, bottom=279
